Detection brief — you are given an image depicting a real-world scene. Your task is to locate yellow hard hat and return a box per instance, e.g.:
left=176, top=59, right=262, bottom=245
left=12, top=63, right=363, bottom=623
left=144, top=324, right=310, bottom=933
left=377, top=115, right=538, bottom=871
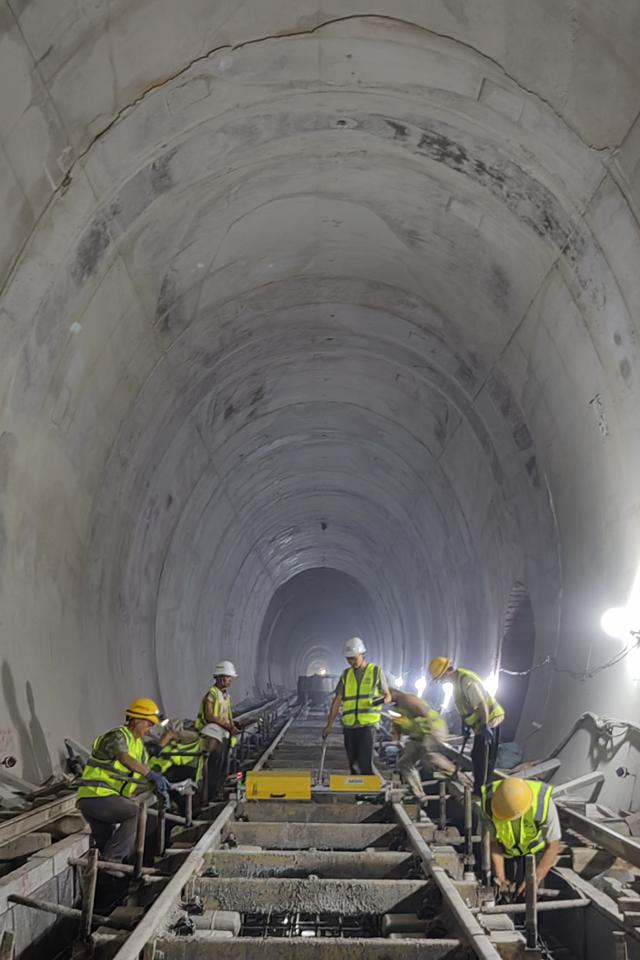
left=125, top=697, right=161, bottom=724
left=428, top=657, right=452, bottom=680
left=492, top=778, right=533, bottom=821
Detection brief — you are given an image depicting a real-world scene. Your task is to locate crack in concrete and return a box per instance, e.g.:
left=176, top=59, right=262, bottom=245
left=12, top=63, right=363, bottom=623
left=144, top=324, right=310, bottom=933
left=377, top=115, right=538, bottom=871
left=0, top=12, right=621, bottom=302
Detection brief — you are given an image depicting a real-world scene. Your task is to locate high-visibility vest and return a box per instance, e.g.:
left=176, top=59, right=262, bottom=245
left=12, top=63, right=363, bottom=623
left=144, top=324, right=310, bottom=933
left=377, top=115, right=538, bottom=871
left=395, top=703, right=447, bottom=740
left=77, top=726, right=147, bottom=799
left=196, top=685, right=233, bottom=732
left=454, top=668, right=505, bottom=731
left=481, top=780, right=552, bottom=858
left=341, top=663, right=383, bottom=727
left=150, top=737, right=205, bottom=782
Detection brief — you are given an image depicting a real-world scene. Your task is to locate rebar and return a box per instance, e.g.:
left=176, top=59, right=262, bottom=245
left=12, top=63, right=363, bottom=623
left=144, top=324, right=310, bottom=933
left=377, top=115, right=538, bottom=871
left=525, top=855, right=538, bottom=948
left=439, top=780, right=447, bottom=830
left=79, top=848, right=99, bottom=942
left=133, top=798, right=149, bottom=881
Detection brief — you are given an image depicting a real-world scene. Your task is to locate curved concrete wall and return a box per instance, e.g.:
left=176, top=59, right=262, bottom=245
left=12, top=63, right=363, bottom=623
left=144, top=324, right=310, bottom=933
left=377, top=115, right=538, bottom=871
left=0, top=3, right=639, bottom=801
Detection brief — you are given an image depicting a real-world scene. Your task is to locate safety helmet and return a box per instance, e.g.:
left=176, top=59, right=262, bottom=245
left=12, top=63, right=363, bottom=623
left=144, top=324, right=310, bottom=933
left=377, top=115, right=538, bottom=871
left=428, top=657, right=452, bottom=681
left=213, top=660, right=238, bottom=677
left=343, top=636, right=366, bottom=657
left=491, top=778, right=534, bottom=821
left=200, top=723, right=222, bottom=738
left=125, top=697, right=161, bottom=724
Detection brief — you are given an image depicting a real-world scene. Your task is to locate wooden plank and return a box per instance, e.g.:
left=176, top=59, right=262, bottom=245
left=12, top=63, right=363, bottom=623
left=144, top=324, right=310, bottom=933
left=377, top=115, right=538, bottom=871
left=0, top=833, right=52, bottom=861
left=0, top=794, right=78, bottom=846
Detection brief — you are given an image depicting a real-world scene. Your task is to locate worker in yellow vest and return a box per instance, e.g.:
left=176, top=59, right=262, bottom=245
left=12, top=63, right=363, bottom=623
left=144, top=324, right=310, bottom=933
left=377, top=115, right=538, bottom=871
left=429, top=657, right=505, bottom=795
left=481, top=778, right=561, bottom=896
left=322, top=637, right=392, bottom=775
left=388, top=686, right=455, bottom=803
left=195, top=660, right=240, bottom=802
left=149, top=720, right=220, bottom=816
left=76, top=698, right=171, bottom=864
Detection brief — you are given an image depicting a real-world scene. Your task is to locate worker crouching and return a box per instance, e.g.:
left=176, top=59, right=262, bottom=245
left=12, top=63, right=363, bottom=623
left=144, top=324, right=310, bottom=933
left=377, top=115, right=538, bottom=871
left=481, top=777, right=561, bottom=897
left=322, top=637, right=391, bottom=775
left=76, top=699, right=171, bottom=864
left=388, top=687, right=455, bottom=803
left=148, top=719, right=215, bottom=816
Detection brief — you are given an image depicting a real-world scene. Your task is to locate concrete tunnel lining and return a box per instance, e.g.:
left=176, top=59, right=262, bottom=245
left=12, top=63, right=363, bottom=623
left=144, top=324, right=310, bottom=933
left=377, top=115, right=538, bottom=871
left=0, top=8, right=639, bottom=804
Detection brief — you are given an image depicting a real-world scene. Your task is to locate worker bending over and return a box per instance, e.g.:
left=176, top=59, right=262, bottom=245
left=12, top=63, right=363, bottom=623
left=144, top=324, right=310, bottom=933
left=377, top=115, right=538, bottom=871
left=195, top=660, right=240, bottom=802
left=388, top=686, right=455, bottom=803
left=481, top=777, right=561, bottom=896
left=429, top=657, right=504, bottom=795
left=149, top=719, right=216, bottom=815
left=76, top=698, right=171, bottom=864
left=322, top=637, right=391, bottom=775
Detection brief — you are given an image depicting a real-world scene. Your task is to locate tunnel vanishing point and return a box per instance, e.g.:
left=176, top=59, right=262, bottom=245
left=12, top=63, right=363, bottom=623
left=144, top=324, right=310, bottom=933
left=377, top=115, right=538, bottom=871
left=1, top=2, right=640, bottom=808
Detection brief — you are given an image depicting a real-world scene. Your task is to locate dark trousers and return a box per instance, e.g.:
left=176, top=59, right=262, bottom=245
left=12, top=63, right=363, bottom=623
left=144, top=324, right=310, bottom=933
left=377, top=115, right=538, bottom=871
left=505, top=851, right=544, bottom=890
left=471, top=725, right=501, bottom=795
left=77, top=796, right=139, bottom=863
left=343, top=726, right=377, bottom=775
left=205, top=741, right=229, bottom=803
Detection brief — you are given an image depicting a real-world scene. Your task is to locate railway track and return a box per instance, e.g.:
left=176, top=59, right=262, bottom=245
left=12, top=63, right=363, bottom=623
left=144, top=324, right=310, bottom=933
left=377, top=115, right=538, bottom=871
left=2, top=703, right=640, bottom=959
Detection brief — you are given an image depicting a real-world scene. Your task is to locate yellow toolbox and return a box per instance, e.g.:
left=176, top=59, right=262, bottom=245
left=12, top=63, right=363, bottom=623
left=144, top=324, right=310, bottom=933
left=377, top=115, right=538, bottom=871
left=328, top=774, right=383, bottom=792
left=245, top=770, right=312, bottom=801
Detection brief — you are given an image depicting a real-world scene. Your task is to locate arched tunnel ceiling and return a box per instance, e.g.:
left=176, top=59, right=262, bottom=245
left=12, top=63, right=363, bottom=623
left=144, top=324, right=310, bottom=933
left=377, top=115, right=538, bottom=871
left=1, top=4, right=640, bottom=792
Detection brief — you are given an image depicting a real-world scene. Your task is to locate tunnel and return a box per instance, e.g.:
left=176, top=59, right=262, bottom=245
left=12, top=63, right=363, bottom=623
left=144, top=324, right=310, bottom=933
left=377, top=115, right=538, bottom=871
left=1, top=2, right=640, bottom=816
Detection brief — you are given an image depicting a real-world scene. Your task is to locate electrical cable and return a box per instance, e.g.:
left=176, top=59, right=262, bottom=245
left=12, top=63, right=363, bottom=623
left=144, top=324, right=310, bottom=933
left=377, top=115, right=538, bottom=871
left=499, top=635, right=640, bottom=682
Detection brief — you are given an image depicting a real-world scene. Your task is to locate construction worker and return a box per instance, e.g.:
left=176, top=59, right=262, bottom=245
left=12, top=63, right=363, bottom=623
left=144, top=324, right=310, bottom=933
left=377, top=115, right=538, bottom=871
left=322, top=637, right=391, bottom=775
left=149, top=720, right=219, bottom=816
left=429, top=657, right=505, bottom=795
left=481, top=777, right=561, bottom=896
left=388, top=686, right=455, bottom=803
left=195, top=660, right=240, bottom=802
left=76, top=698, right=171, bottom=864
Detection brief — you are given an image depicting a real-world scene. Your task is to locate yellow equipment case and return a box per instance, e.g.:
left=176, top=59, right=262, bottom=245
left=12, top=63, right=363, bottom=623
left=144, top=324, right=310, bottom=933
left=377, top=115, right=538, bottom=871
left=245, top=769, right=312, bottom=801
left=328, top=774, right=383, bottom=792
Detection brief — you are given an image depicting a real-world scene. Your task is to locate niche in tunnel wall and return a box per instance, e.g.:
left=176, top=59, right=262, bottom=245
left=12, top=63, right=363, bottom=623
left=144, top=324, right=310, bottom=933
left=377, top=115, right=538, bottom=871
left=498, top=582, right=535, bottom=742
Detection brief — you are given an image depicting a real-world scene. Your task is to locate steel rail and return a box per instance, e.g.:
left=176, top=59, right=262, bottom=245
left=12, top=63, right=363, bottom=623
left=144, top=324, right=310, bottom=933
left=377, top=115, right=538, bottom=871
left=393, top=802, right=502, bottom=960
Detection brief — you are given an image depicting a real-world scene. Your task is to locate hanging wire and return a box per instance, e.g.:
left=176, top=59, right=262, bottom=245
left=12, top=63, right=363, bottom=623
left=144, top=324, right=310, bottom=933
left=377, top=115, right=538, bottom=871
left=499, top=632, right=640, bottom=682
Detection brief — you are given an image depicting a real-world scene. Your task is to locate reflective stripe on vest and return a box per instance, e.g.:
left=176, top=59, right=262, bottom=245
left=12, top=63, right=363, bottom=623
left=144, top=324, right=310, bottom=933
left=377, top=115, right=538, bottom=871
left=196, top=685, right=233, bottom=732
left=341, top=663, right=382, bottom=727
left=151, top=738, right=205, bottom=781
left=454, top=668, right=505, bottom=731
left=481, top=780, right=552, bottom=858
left=77, top=726, right=147, bottom=799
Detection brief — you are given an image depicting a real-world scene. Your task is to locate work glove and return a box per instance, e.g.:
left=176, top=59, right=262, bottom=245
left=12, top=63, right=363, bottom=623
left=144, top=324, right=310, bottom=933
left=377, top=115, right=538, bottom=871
left=478, top=725, right=493, bottom=743
left=147, top=770, right=172, bottom=805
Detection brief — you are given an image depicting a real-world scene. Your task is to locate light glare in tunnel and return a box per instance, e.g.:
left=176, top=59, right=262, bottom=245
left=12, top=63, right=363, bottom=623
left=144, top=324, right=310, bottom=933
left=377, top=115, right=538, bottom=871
left=601, top=568, right=640, bottom=641
left=484, top=670, right=499, bottom=697
left=601, top=605, right=637, bottom=640
left=441, top=682, right=453, bottom=710
left=415, top=676, right=427, bottom=697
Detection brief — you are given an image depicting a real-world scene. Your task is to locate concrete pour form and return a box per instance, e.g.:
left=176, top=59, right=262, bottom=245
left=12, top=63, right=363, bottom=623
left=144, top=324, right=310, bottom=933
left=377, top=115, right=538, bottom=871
left=0, top=2, right=640, bottom=809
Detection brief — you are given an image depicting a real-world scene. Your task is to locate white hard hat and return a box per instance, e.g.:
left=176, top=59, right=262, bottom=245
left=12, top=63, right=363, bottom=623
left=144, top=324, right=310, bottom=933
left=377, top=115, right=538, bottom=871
left=213, top=660, right=238, bottom=677
left=343, top=636, right=366, bottom=657
left=200, top=723, right=222, bottom=738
